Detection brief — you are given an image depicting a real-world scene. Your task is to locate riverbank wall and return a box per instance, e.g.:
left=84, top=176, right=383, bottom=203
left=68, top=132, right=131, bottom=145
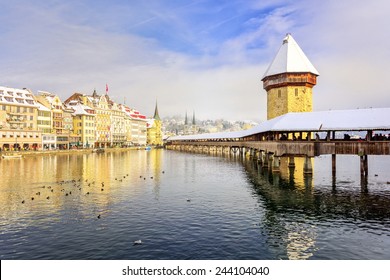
left=0, top=147, right=146, bottom=158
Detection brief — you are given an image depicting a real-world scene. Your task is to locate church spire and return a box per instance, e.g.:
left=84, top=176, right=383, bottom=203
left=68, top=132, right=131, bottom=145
left=92, top=88, right=98, bottom=98
left=153, top=100, right=161, bottom=121
left=192, top=111, right=196, bottom=125
left=185, top=111, right=188, bottom=125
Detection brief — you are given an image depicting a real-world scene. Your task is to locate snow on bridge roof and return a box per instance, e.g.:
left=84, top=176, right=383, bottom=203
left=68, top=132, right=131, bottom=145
left=168, top=108, right=390, bottom=141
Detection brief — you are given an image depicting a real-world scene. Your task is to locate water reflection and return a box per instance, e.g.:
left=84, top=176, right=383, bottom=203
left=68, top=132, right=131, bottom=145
left=243, top=155, right=390, bottom=259
left=1, top=151, right=390, bottom=260
left=146, top=149, right=163, bottom=199
left=0, top=150, right=162, bottom=230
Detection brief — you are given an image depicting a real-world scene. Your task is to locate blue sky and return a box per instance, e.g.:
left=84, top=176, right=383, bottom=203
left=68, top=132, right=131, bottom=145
left=1, top=0, right=389, bottom=121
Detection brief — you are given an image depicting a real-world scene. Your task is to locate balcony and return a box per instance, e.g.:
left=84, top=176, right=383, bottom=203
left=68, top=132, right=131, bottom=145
left=7, top=116, right=26, bottom=123
left=7, top=112, right=25, bottom=116
left=263, top=73, right=317, bottom=90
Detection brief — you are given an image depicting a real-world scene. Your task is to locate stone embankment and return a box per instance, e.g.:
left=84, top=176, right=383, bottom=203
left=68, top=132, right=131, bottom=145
left=0, top=147, right=144, bottom=157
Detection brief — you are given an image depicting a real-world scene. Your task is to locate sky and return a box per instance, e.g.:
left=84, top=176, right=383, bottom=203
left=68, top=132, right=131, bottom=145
left=1, top=0, right=389, bottom=121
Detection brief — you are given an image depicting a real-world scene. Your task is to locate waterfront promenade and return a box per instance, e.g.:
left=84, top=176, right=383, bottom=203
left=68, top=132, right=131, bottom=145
left=0, top=146, right=146, bottom=157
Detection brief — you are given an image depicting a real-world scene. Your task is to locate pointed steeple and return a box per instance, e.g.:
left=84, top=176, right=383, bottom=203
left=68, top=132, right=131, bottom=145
left=92, top=88, right=98, bottom=98
left=262, top=33, right=319, bottom=79
left=153, top=100, right=161, bottom=121
left=192, top=111, right=196, bottom=125
left=185, top=111, right=188, bottom=125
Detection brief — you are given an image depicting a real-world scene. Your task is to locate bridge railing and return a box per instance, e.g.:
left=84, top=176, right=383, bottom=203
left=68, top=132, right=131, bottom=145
left=167, top=140, right=390, bottom=157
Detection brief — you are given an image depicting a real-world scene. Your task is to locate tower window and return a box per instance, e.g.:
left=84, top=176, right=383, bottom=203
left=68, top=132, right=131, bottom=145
left=278, top=90, right=281, bottom=98
left=295, top=88, right=298, bottom=97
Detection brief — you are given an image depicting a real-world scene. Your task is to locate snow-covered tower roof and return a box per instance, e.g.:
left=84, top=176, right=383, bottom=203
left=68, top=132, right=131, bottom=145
left=262, top=33, right=319, bottom=79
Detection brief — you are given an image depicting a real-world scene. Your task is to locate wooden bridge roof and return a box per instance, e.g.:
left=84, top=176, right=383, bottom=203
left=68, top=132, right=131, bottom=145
left=169, top=108, right=390, bottom=141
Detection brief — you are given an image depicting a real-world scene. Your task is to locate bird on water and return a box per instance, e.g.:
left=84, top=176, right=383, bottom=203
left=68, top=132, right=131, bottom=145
left=133, top=240, right=142, bottom=245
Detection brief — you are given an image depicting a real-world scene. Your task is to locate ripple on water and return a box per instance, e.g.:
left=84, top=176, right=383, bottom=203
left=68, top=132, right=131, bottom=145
left=1, top=151, right=390, bottom=259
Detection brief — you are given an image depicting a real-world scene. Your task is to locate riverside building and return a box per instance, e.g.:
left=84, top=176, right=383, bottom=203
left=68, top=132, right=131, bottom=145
left=36, top=91, right=73, bottom=149
left=1, top=86, right=152, bottom=150
left=65, top=100, right=96, bottom=148
left=0, top=86, right=41, bottom=151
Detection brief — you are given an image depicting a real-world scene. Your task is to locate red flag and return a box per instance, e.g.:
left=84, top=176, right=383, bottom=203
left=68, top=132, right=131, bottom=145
left=106, top=84, right=108, bottom=94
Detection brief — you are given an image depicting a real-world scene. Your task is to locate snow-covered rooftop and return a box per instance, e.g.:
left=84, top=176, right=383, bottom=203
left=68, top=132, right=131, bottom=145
left=0, top=86, right=38, bottom=107
left=262, top=33, right=319, bottom=78
left=36, top=101, right=51, bottom=112
left=66, top=101, right=95, bottom=116
left=168, top=108, right=390, bottom=141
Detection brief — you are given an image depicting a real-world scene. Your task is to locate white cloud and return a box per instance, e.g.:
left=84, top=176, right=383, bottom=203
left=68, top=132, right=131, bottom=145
left=1, top=0, right=390, bottom=121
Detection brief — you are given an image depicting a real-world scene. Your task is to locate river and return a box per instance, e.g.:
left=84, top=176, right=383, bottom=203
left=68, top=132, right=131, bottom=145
left=1, top=149, right=389, bottom=259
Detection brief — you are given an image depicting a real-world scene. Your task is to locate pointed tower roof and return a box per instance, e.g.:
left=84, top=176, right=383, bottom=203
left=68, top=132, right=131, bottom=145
left=92, top=88, right=99, bottom=99
left=262, top=33, right=319, bottom=79
left=192, top=111, right=196, bottom=125
left=153, top=101, right=161, bottom=121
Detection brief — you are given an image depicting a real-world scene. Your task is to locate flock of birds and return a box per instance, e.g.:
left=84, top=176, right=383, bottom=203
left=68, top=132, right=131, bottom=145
left=20, top=171, right=167, bottom=207
left=18, top=169, right=193, bottom=246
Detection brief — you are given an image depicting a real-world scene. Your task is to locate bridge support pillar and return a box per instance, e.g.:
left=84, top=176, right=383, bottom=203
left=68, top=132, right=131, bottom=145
left=263, top=153, right=269, bottom=168
left=267, top=153, right=273, bottom=169
left=360, top=155, right=368, bottom=178
left=288, top=156, right=295, bottom=168
left=257, top=151, right=263, bottom=165
left=332, top=154, right=336, bottom=178
left=303, top=156, right=313, bottom=174
left=249, top=148, right=254, bottom=158
left=254, top=149, right=259, bottom=160
left=272, top=155, right=280, bottom=173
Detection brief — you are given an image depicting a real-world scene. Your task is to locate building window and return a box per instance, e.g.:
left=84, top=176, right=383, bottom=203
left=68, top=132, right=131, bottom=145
left=278, top=90, right=281, bottom=98
left=295, top=88, right=298, bottom=97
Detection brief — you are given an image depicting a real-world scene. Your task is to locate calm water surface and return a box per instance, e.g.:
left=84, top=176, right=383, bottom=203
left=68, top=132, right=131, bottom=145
left=0, top=149, right=389, bottom=259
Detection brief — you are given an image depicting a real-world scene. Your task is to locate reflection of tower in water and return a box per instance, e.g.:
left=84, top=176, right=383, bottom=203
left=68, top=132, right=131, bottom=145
left=284, top=222, right=317, bottom=260
left=246, top=159, right=318, bottom=260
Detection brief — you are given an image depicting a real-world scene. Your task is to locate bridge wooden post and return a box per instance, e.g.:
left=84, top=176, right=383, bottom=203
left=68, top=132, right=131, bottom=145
left=267, top=153, right=273, bottom=170
left=303, top=156, right=313, bottom=174
left=332, top=154, right=336, bottom=177
left=263, top=152, right=269, bottom=168
left=253, top=149, right=258, bottom=160
left=288, top=156, right=295, bottom=168
left=258, top=151, right=263, bottom=165
left=360, top=155, right=368, bottom=178
left=272, top=155, right=280, bottom=173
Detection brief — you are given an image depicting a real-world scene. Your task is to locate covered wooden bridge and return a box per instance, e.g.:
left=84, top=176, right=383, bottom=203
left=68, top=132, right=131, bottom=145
left=166, top=108, right=390, bottom=177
